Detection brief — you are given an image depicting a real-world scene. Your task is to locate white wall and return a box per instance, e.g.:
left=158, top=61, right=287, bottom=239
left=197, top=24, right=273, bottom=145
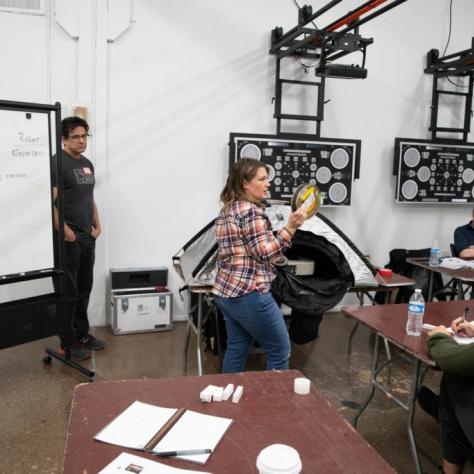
left=0, top=0, right=472, bottom=323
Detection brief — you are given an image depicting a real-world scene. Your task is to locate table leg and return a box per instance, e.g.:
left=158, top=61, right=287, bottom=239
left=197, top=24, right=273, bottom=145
left=407, top=358, right=423, bottom=474
left=183, top=290, right=204, bottom=376
left=382, top=337, right=393, bottom=384
left=196, top=293, right=203, bottom=376
left=184, top=322, right=191, bottom=373
left=352, top=334, right=380, bottom=428
left=347, top=291, right=371, bottom=354
left=427, top=271, right=434, bottom=302
left=347, top=292, right=365, bottom=355
left=379, top=291, right=393, bottom=384
left=183, top=290, right=193, bottom=372
left=347, top=321, right=359, bottom=355
left=213, top=304, right=224, bottom=371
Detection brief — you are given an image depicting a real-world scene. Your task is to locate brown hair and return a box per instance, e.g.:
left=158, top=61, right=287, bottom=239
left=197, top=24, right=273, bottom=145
left=220, top=158, right=267, bottom=209
left=61, top=116, right=89, bottom=138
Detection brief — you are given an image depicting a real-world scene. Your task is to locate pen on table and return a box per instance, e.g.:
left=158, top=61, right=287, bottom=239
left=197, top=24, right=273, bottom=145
left=150, top=449, right=212, bottom=457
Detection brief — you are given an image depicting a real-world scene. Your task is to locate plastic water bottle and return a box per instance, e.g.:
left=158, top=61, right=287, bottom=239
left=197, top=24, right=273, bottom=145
left=406, top=289, right=425, bottom=336
left=429, top=240, right=440, bottom=267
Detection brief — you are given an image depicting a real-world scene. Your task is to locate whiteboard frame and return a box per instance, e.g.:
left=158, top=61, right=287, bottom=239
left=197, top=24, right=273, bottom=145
left=0, top=100, right=64, bottom=285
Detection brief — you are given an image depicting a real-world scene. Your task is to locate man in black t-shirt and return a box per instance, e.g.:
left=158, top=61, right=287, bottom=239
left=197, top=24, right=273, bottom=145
left=53, top=117, right=105, bottom=360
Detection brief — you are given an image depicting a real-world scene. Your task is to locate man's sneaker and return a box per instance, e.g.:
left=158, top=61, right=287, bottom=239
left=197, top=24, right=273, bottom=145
left=59, top=343, right=91, bottom=361
left=80, top=334, right=105, bottom=350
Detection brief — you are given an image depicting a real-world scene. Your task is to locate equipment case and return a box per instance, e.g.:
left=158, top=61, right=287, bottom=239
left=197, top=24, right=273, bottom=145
left=108, top=268, right=172, bottom=335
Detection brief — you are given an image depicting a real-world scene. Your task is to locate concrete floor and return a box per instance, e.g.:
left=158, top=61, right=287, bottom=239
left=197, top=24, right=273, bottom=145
left=1, top=312, right=472, bottom=474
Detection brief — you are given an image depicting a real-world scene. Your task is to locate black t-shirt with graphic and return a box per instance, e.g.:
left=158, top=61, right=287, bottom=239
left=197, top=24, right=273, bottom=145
left=52, top=151, right=95, bottom=236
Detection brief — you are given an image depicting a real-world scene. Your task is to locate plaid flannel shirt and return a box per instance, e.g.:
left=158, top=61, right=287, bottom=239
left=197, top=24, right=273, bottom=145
left=212, top=200, right=292, bottom=298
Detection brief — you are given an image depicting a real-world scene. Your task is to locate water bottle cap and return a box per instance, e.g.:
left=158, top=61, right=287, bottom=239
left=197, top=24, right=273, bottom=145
left=415, top=288, right=422, bottom=293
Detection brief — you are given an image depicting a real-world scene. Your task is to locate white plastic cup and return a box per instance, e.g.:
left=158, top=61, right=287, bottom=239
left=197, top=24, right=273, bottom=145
left=293, top=377, right=311, bottom=395
left=256, top=444, right=302, bottom=474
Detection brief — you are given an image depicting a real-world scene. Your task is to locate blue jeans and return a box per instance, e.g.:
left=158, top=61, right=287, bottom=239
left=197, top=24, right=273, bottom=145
left=214, top=291, right=291, bottom=373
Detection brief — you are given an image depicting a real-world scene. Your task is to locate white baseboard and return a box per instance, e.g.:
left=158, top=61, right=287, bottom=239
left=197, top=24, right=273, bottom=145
left=172, top=313, right=187, bottom=322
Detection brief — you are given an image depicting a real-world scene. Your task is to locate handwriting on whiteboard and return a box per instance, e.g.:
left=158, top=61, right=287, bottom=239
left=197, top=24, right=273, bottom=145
left=11, top=131, right=45, bottom=158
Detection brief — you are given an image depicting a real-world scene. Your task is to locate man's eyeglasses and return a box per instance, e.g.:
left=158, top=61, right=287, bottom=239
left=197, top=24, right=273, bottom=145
left=68, top=133, right=90, bottom=141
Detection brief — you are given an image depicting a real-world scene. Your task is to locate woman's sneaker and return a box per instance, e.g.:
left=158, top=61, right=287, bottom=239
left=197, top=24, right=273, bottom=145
left=80, top=334, right=105, bottom=350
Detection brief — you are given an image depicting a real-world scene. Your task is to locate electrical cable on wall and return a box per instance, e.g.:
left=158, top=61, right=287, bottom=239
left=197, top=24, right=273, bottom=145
left=291, top=1, right=321, bottom=72
left=292, top=0, right=319, bottom=30
left=442, top=0, right=468, bottom=88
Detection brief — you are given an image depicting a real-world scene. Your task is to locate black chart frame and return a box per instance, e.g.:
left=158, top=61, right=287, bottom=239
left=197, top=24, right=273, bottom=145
left=229, top=132, right=361, bottom=207
left=393, top=137, right=474, bottom=205
left=0, top=99, right=67, bottom=350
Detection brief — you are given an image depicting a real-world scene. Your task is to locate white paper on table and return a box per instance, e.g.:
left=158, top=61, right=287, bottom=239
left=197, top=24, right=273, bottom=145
left=439, top=257, right=474, bottom=269
left=453, top=334, right=474, bottom=345
left=98, top=452, right=214, bottom=474
left=94, top=401, right=177, bottom=449
left=153, top=410, right=233, bottom=464
left=423, top=323, right=474, bottom=345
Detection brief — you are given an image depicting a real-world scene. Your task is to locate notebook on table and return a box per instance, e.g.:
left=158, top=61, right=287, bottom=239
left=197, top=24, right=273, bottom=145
left=94, top=400, right=233, bottom=464
left=99, top=452, right=214, bottom=474
left=423, top=323, right=474, bottom=345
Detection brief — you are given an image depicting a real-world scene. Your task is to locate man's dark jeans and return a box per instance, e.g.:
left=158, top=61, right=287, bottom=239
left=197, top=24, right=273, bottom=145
left=60, top=234, right=95, bottom=348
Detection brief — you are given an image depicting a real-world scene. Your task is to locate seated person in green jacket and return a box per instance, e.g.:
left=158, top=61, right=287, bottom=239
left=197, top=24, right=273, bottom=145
left=428, top=317, right=474, bottom=474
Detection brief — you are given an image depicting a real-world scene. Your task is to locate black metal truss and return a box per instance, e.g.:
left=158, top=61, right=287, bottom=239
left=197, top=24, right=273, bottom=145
left=269, top=0, right=408, bottom=136
left=269, top=0, right=407, bottom=61
left=425, top=38, right=474, bottom=143
left=273, top=56, right=326, bottom=137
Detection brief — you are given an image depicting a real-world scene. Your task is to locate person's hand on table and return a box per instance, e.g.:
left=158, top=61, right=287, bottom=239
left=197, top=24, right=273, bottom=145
left=451, top=317, right=474, bottom=337
left=428, top=325, right=451, bottom=337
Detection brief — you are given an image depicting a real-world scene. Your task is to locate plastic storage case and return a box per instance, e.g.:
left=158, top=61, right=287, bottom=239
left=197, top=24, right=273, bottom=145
left=108, top=268, right=172, bottom=335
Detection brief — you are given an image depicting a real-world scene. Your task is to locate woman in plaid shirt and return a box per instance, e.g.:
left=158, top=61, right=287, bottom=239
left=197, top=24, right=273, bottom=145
left=212, top=158, right=307, bottom=373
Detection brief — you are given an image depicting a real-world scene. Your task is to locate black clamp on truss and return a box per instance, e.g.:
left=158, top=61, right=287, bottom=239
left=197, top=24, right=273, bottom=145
left=425, top=37, right=474, bottom=143
left=269, top=0, right=407, bottom=136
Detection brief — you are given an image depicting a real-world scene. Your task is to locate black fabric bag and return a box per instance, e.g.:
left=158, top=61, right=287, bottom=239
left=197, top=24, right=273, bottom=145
left=288, top=310, right=323, bottom=344
left=271, top=230, right=354, bottom=344
left=271, top=230, right=354, bottom=315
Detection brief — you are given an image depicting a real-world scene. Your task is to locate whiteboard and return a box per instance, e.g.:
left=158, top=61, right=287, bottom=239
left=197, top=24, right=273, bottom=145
left=0, top=109, right=55, bottom=277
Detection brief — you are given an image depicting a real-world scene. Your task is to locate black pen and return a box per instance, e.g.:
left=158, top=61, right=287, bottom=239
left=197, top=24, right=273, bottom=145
left=150, top=448, right=212, bottom=457
left=462, top=306, right=469, bottom=322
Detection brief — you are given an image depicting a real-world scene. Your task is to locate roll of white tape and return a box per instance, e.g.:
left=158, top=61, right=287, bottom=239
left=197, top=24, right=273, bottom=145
left=293, top=377, right=311, bottom=395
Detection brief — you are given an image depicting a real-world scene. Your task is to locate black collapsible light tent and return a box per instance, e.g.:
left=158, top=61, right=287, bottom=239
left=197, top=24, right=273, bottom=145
left=173, top=204, right=377, bottom=321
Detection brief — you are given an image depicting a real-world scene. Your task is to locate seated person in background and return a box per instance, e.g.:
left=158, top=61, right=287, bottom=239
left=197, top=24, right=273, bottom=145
left=428, top=318, right=474, bottom=474
left=454, top=207, right=474, bottom=257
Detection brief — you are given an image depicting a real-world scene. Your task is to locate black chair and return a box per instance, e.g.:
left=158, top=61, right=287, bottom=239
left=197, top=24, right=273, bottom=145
left=451, top=243, right=458, bottom=257
left=431, top=243, right=467, bottom=301
left=374, top=248, right=453, bottom=304
left=439, top=243, right=471, bottom=300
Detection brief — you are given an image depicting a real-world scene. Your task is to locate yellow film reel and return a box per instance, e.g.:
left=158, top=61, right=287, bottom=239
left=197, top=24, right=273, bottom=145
left=290, top=183, right=321, bottom=218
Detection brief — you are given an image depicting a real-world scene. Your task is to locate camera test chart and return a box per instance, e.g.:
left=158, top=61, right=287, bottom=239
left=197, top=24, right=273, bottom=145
left=229, top=133, right=361, bottom=206
left=394, top=138, right=474, bottom=204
